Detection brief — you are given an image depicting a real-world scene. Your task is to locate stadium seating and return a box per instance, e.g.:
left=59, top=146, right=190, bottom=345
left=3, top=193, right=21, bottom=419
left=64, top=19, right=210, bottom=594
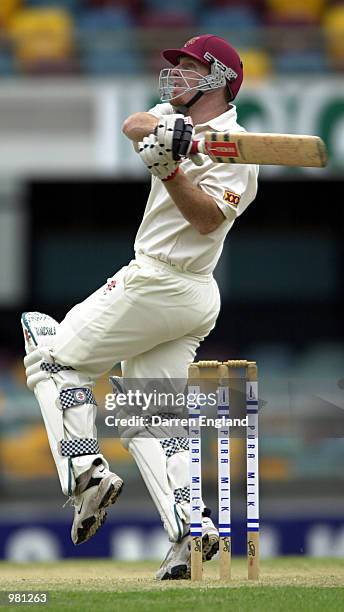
left=199, top=5, right=260, bottom=28
left=77, top=7, right=141, bottom=74
left=239, top=48, right=272, bottom=78
left=274, top=50, right=330, bottom=73
left=0, top=0, right=22, bottom=28
left=9, top=8, right=74, bottom=72
left=0, top=49, right=15, bottom=74
left=138, top=10, right=195, bottom=27
left=198, top=6, right=261, bottom=47
left=0, top=0, right=342, bottom=76
left=80, top=48, right=141, bottom=74
left=77, top=5, right=133, bottom=30
left=266, top=0, right=325, bottom=24
left=24, top=0, right=81, bottom=12
left=144, top=0, right=201, bottom=10
left=323, top=4, right=344, bottom=69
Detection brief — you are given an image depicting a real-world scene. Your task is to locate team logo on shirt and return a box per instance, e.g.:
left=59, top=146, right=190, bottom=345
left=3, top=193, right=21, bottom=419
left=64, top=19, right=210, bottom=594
left=223, top=190, right=241, bottom=207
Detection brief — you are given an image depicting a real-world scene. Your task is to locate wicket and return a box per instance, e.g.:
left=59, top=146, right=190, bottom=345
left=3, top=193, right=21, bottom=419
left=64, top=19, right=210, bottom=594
left=188, top=360, right=260, bottom=582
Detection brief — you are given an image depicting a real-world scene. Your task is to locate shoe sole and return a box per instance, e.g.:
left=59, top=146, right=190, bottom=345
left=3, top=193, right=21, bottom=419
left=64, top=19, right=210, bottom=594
left=75, top=510, right=107, bottom=545
left=202, top=532, right=219, bottom=561
left=75, top=479, right=124, bottom=545
left=158, top=532, right=219, bottom=581
left=99, top=479, right=124, bottom=511
left=161, top=564, right=190, bottom=581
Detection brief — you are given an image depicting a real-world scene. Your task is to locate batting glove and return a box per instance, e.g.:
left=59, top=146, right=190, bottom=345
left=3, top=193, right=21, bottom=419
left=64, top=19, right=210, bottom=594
left=155, top=115, right=204, bottom=166
left=138, top=133, right=180, bottom=181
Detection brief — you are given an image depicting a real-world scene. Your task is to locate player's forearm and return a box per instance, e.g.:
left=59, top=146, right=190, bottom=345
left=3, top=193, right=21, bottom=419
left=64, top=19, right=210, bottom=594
left=122, top=112, right=158, bottom=142
left=163, top=170, right=226, bottom=235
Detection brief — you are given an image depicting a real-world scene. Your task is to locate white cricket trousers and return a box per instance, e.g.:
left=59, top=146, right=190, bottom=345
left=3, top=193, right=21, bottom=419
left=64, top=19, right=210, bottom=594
left=51, top=254, right=220, bottom=379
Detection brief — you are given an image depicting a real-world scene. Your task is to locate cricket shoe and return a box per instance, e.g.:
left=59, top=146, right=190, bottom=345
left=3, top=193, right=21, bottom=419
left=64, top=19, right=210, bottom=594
left=71, top=458, right=124, bottom=545
left=202, top=512, right=220, bottom=561
left=156, top=530, right=191, bottom=580
left=156, top=512, right=219, bottom=580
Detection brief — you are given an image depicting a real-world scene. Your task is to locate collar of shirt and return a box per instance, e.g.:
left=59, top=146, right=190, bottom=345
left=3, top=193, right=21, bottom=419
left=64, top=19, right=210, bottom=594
left=194, top=104, right=238, bottom=134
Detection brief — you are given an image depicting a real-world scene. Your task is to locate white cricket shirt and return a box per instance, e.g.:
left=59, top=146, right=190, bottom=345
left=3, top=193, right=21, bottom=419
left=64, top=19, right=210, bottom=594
left=134, top=102, right=259, bottom=275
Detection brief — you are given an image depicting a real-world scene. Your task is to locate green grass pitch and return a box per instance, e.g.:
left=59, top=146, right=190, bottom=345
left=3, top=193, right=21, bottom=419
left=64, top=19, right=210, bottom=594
left=0, top=558, right=343, bottom=611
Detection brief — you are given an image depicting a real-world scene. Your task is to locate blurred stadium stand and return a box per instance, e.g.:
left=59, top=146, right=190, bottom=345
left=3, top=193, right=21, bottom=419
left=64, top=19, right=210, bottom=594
left=9, top=7, right=74, bottom=73
left=0, top=0, right=343, bottom=75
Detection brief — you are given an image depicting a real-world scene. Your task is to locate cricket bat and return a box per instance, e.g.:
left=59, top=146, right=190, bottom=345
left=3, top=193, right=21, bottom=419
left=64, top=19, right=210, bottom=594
left=190, top=132, right=328, bottom=167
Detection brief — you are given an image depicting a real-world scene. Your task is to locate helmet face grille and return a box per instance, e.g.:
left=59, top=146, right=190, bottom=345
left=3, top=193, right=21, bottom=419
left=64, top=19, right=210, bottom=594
left=159, top=68, right=208, bottom=102
left=158, top=63, right=234, bottom=103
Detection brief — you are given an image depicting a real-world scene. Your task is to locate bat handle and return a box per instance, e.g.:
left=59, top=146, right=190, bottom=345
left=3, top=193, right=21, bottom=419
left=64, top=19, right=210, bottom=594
left=190, top=140, right=205, bottom=155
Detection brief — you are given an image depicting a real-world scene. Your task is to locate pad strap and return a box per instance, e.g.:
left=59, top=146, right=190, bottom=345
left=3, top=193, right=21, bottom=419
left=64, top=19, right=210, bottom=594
left=41, top=362, right=72, bottom=374
left=174, top=485, right=190, bottom=505
left=59, top=387, right=96, bottom=410
left=59, top=438, right=100, bottom=458
left=160, top=437, right=189, bottom=458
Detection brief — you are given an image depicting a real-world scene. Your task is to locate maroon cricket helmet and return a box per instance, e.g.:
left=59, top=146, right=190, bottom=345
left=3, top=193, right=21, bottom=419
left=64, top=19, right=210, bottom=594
left=161, top=34, right=243, bottom=101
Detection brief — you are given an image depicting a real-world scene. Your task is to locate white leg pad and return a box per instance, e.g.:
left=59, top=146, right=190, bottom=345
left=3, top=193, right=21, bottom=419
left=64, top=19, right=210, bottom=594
left=128, top=434, right=197, bottom=542
left=29, top=358, right=105, bottom=495
left=128, top=437, right=184, bottom=542
left=22, top=312, right=106, bottom=495
left=110, top=375, right=194, bottom=541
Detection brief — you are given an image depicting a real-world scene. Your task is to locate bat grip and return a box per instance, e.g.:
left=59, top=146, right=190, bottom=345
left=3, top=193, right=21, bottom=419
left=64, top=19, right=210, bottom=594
left=190, top=140, right=201, bottom=155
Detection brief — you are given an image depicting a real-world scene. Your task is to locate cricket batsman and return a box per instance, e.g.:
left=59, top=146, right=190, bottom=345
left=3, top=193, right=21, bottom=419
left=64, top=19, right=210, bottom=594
left=21, top=34, right=258, bottom=579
